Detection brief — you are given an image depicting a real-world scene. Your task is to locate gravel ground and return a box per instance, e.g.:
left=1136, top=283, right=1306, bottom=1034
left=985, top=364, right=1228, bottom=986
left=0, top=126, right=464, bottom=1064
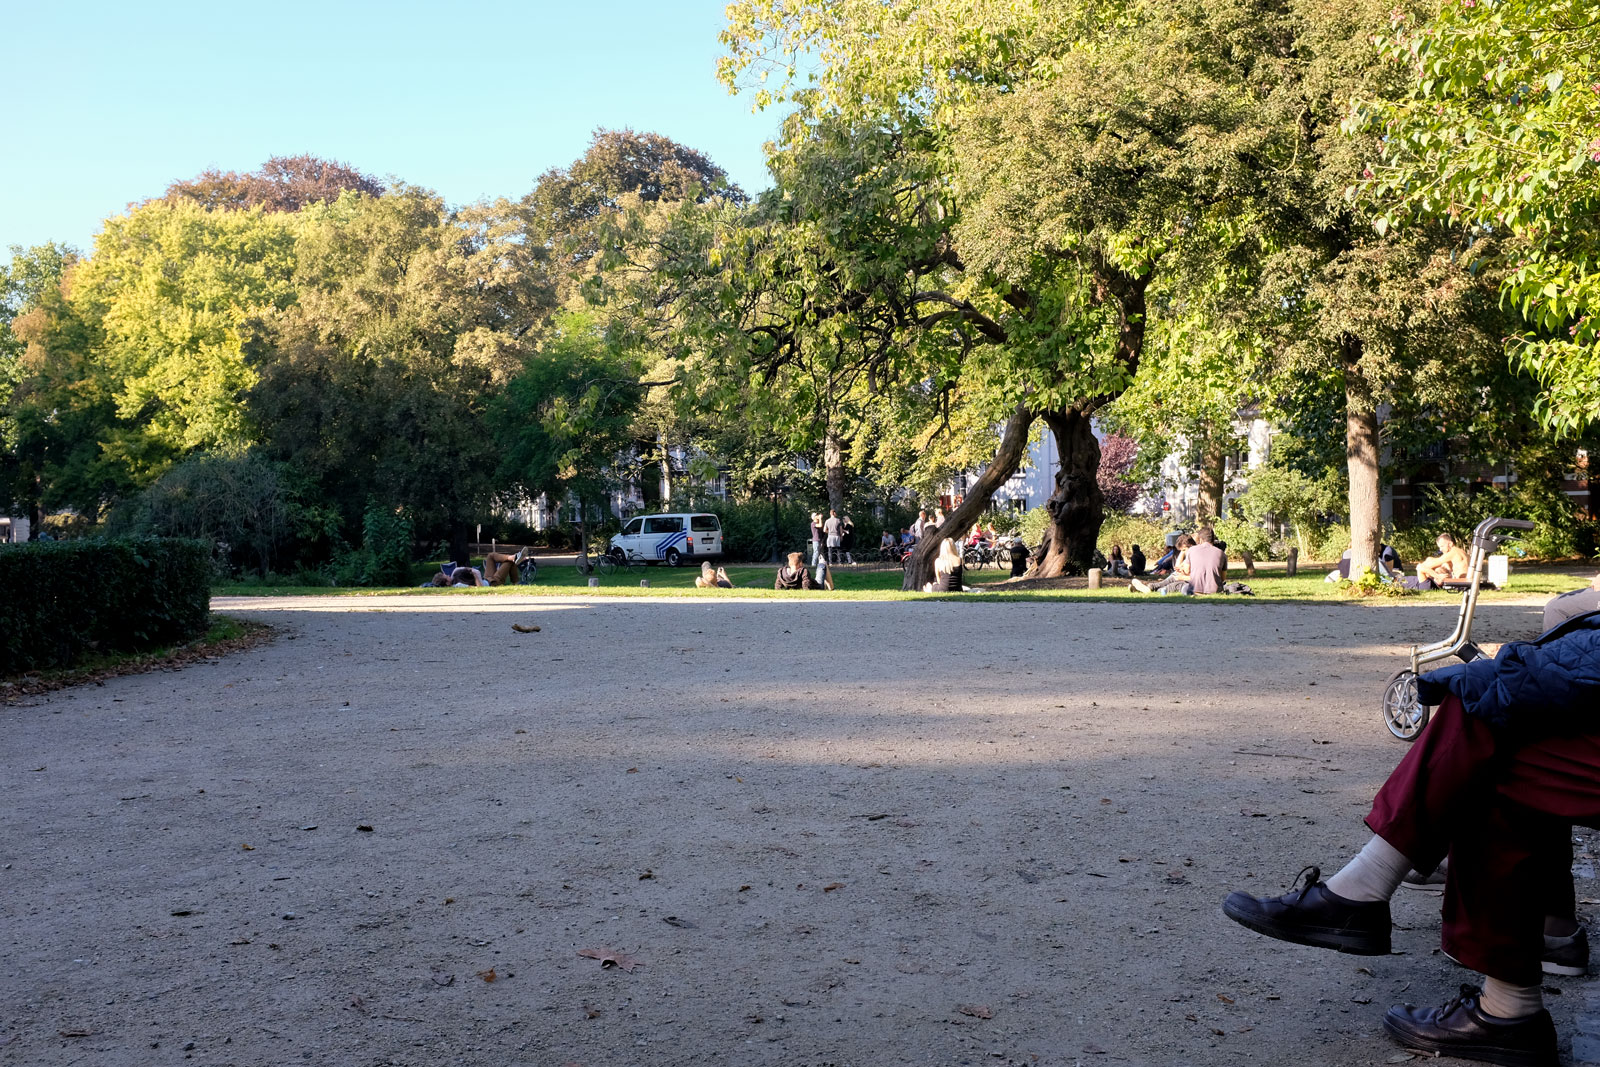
left=2, top=593, right=1593, bottom=1067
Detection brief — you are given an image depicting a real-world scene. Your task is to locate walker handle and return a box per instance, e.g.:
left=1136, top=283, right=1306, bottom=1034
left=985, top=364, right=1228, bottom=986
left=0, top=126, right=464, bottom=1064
left=1470, top=516, right=1533, bottom=552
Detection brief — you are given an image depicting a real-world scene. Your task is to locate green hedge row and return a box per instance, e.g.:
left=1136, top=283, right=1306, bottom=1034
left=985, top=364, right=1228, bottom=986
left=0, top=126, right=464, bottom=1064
left=1, top=538, right=213, bottom=676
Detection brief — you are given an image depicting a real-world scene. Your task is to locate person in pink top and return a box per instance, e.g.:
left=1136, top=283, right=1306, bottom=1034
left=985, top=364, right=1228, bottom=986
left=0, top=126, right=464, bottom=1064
left=1185, top=526, right=1226, bottom=595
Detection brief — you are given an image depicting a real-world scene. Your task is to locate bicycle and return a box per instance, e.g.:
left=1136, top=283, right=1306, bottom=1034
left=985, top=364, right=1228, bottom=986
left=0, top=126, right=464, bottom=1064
left=962, top=541, right=998, bottom=570
left=590, top=547, right=648, bottom=576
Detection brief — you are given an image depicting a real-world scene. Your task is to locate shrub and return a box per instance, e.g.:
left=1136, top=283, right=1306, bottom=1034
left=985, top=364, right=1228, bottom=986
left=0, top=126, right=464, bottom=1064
left=1337, top=565, right=1414, bottom=599
left=1097, top=514, right=1173, bottom=558
left=1210, top=518, right=1273, bottom=561
left=1, top=538, right=212, bottom=676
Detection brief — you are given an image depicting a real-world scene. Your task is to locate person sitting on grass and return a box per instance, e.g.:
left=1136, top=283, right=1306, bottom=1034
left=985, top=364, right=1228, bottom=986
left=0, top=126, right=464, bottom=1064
left=1130, top=543, right=1147, bottom=577
left=923, top=538, right=966, bottom=593
left=775, top=551, right=833, bottom=591
left=1132, top=535, right=1193, bottom=594
left=1106, top=544, right=1131, bottom=579
left=1406, top=533, right=1471, bottom=590
left=695, top=561, right=734, bottom=589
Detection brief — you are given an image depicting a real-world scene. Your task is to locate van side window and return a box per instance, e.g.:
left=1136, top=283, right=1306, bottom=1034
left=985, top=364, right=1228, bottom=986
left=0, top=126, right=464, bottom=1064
left=643, top=517, right=682, bottom=535
left=622, top=518, right=643, bottom=535
left=690, top=515, right=720, bottom=532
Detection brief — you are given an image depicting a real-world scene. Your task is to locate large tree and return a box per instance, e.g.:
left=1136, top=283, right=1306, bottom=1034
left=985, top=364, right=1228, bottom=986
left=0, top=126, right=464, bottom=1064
left=163, top=154, right=383, bottom=213
left=247, top=188, right=553, bottom=562
left=1350, top=0, right=1600, bottom=434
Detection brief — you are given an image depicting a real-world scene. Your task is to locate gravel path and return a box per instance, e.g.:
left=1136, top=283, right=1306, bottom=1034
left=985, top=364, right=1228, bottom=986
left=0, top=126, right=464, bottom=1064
left=2, top=593, right=1593, bottom=1066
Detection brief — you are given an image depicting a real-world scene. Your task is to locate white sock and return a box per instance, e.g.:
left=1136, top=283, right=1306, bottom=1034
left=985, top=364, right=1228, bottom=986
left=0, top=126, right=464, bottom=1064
left=1324, top=836, right=1412, bottom=902
left=1480, top=977, right=1542, bottom=1020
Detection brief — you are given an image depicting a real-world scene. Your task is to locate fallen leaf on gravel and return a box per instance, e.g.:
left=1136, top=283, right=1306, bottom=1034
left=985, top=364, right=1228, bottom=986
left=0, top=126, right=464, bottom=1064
left=577, top=948, right=642, bottom=972
left=511, top=623, right=540, bottom=633
left=1210, top=1028, right=1225, bottom=1036
left=584, top=1004, right=601, bottom=1019
left=1082, top=1044, right=1107, bottom=1055
left=476, top=968, right=497, bottom=983
left=738, top=885, right=751, bottom=892
left=347, top=995, right=366, bottom=1013
left=822, top=882, right=845, bottom=893
left=662, top=916, right=697, bottom=929
left=638, top=869, right=655, bottom=880
left=357, top=824, right=374, bottom=832
left=429, top=969, right=455, bottom=986
left=1386, top=1054, right=1418, bottom=1063
left=241, top=844, right=254, bottom=851
left=956, top=1004, right=993, bottom=1019
left=58, top=1029, right=93, bottom=1037
left=1217, top=994, right=1234, bottom=1004
left=298, top=825, right=318, bottom=831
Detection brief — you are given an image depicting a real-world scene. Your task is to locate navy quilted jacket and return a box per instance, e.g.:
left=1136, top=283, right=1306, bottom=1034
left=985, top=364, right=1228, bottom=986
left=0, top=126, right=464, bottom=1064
left=1415, top=610, right=1600, bottom=736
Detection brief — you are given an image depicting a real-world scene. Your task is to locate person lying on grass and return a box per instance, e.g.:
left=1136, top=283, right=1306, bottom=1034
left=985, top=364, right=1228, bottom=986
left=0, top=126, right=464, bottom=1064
left=695, top=561, right=734, bottom=589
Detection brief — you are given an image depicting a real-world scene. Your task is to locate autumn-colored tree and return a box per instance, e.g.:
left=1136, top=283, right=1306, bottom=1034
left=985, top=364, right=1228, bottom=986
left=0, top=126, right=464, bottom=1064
left=163, top=154, right=383, bottom=213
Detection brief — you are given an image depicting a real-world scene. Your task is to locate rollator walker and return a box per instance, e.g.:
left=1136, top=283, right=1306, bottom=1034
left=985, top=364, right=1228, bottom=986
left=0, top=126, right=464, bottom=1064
left=1381, top=516, right=1534, bottom=741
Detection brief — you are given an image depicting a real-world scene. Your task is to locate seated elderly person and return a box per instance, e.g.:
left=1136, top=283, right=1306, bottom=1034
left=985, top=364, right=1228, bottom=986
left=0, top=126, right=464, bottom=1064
left=1222, top=608, right=1600, bottom=1067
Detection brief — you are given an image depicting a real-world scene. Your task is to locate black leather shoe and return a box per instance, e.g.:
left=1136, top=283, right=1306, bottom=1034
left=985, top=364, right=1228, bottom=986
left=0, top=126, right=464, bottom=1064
left=1383, top=985, right=1558, bottom=1067
left=1222, top=866, right=1391, bottom=955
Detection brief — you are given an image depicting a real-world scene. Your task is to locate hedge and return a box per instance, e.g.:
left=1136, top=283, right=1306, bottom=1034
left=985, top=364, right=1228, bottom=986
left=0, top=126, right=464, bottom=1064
left=1, top=538, right=213, bottom=676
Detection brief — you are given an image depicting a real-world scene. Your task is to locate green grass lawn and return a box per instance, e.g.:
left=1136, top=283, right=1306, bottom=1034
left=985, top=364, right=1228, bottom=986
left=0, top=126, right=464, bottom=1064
left=215, top=558, right=1589, bottom=604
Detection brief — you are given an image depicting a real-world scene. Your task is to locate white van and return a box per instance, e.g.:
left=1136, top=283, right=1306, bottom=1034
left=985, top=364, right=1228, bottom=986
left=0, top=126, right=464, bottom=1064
left=608, top=512, right=723, bottom=566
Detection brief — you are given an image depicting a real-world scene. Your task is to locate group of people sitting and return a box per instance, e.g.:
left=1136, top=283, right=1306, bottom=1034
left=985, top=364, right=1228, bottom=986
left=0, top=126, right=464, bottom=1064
left=1128, top=527, right=1234, bottom=596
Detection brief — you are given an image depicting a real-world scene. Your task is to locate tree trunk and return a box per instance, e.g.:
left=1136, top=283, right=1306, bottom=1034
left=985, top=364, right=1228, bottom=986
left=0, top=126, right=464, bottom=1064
left=1342, top=334, right=1381, bottom=574
left=658, top=434, right=673, bottom=505
left=902, top=401, right=1034, bottom=590
left=770, top=491, right=781, bottom=563
left=823, top=425, right=846, bottom=515
left=1196, top=433, right=1227, bottom=521
left=449, top=521, right=470, bottom=569
left=1031, top=409, right=1105, bottom=578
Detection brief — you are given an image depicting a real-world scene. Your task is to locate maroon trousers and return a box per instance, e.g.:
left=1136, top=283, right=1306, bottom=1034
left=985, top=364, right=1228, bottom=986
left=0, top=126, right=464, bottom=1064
left=1367, top=695, right=1600, bottom=986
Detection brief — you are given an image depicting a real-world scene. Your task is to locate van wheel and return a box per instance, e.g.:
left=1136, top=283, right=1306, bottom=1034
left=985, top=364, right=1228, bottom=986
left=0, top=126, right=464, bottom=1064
left=664, top=548, right=682, bottom=567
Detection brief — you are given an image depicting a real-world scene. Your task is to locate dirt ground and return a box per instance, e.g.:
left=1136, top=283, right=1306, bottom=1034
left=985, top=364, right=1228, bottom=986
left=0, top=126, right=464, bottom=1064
left=2, top=593, right=1595, bottom=1067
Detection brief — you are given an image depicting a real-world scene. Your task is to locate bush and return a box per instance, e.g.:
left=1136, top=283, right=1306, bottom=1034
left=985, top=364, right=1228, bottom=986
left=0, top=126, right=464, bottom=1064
left=1097, top=514, right=1172, bottom=558
left=1, top=538, right=212, bottom=675
left=1407, top=482, right=1596, bottom=561
left=1313, top=523, right=1352, bottom=562
left=1210, top=518, right=1273, bottom=561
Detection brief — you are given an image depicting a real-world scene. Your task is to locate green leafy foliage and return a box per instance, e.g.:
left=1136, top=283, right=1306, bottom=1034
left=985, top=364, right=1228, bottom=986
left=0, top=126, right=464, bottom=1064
left=1349, top=0, right=1600, bottom=433
left=0, top=538, right=211, bottom=675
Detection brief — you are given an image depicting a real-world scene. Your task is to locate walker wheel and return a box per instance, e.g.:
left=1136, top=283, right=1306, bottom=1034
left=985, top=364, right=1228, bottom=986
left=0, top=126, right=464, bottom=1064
left=1382, top=670, right=1430, bottom=741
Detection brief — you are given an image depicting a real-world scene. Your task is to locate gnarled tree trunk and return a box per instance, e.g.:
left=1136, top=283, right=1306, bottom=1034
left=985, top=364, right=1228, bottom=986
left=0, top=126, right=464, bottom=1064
left=1342, top=334, right=1381, bottom=574
left=902, top=401, right=1034, bottom=590
left=823, top=425, right=846, bottom=515
left=1031, top=408, right=1104, bottom=577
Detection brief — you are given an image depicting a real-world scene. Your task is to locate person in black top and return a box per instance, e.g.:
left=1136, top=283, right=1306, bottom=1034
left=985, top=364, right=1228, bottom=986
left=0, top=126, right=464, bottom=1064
left=929, top=538, right=966, bottom=592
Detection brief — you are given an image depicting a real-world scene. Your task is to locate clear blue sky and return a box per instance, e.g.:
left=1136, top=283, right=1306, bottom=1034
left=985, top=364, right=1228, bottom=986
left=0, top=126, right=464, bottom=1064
left=3, top=1, right=782, bottom=259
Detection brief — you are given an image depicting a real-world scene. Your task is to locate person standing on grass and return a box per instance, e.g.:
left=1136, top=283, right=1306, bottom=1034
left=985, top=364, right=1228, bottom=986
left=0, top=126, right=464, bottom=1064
left=841, top=515, right=856, bottom=565
left=824, top=509, right=843, bottom=565
left=809, top=512, right=824, bottom=566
